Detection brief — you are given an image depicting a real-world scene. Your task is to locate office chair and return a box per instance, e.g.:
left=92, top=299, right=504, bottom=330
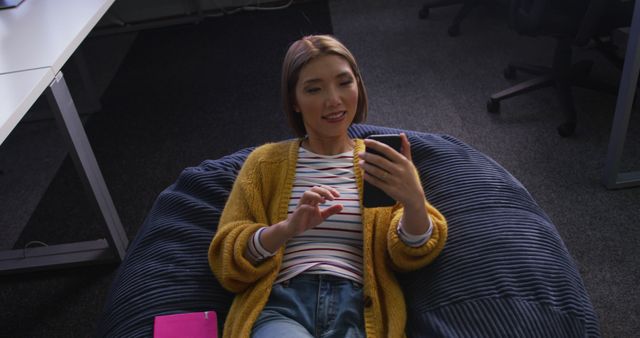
left=419, top=0, right=483, bottom=36
left=487, top=0, right=634, bottom=137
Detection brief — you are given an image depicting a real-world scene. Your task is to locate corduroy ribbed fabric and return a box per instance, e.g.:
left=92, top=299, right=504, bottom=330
left=97, top=124, right=601, bottom=338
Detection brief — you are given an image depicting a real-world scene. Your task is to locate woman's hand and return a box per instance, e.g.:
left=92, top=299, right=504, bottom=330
left=358, top=133, right=425, bottom=210
left=284, top=185, right=344, bottom=237
left=259, top=186, right=344, bottom=254
left=359, top=133, right=430, bottom=235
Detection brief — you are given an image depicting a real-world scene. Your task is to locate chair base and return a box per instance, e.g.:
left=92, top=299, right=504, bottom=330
left=487, top=37, right=618, bottom=137
left=419, top=0, right=482, bottom=37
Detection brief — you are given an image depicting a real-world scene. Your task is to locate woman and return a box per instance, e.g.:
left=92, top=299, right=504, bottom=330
left=209, top=34, right=447, bottom=338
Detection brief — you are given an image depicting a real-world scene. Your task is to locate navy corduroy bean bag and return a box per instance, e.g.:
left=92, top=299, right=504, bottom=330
left=97, top=124, right=600, bottom=337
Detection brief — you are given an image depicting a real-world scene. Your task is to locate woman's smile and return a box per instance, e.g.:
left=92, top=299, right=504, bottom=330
left=323, top=111, right=347, bottom=122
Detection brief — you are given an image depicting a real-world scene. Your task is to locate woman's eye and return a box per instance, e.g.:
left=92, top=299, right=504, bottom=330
left=305, top=87, right=320, bottom=94
left=340, top=79, right=354, bottom=86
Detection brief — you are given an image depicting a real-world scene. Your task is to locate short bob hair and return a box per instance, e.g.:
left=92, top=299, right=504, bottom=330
left=281, top=35, right=368, bottom=137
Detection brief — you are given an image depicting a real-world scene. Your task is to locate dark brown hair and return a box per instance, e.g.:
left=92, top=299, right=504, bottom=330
left=281, top=35, right=368, bottom=137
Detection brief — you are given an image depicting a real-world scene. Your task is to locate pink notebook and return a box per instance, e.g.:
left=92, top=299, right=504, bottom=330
left=154, top=311, right=218, bottom=338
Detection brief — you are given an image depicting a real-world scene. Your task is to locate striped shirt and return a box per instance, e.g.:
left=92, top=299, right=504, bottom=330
left=247, top=147, right=432, bottom=284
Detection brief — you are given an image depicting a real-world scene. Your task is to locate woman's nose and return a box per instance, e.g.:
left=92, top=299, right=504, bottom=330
left=325, top=86, right=341, bottom=107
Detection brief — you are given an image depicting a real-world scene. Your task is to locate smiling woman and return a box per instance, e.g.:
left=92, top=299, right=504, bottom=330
left=293, top=55, right=358, bottom=155
left=294, top=54, right=359, bottom=154
left=281, top=35, right=368, bottom=141
left=208, top=34, right=448, bottom=338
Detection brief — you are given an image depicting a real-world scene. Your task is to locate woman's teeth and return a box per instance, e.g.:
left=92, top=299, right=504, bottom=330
left=324, top=111, right=346, bottom=120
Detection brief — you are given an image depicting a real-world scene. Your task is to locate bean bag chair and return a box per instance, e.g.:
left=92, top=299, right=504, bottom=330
left=97, top=124, right=600, bottom=337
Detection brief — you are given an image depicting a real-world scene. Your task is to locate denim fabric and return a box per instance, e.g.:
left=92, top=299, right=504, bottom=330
left=251, top=274, right=365, bottom=338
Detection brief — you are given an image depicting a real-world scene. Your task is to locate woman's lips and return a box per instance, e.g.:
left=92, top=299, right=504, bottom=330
left=323, top=111, right=346, bottom=122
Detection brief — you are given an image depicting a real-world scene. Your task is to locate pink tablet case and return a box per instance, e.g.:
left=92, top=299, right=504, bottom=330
left=154, top=311, right=218, bottom=338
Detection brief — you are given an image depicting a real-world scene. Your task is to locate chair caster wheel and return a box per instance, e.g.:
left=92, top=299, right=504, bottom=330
left=557, top=122, right=576, bottom=137
left=448, top=25, right=460, bottom=37
left=419, top=7, right=429, bottom=19
left=504, top=66, right=516, bottom=80
left=487, top=99, right=500, bottom=114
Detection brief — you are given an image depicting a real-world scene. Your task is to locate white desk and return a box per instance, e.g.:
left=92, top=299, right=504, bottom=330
left=0, top=68, right=53, bottom=143
left=0, top=0, right=114, bottom=75
left=0, top=0, right=128, bottom=273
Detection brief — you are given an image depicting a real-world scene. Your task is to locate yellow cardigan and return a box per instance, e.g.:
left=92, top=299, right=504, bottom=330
left=209, top=139, right=447, bottom=338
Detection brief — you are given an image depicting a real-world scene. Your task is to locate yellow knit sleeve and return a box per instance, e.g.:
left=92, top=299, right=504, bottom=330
left=386, top=200, right=448, bottom=272
left=208, top=148, right=281, bottom=293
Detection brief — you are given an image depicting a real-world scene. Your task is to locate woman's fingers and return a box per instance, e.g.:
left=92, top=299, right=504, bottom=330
left=359, top=134, right=415, bottom=181
left=362, top=138, right=403, bottom=163
left=310, top=185, right=340, bottom=199
left=399, top=133, right=412, bottom=162
left=358, top=140, right=405, bottom=177
left=299, top=186, right=341, bottom=207
left=357, top=135, right=426, bottom=207
left=299, top=191, right=320, bottom=206
left=361, top=133, right=412, bottom=165
left=358, top=159, right=391, bottom=182
left=288, top=186, right=344, bottom=235
left=320, top=204, right=344, bottom=219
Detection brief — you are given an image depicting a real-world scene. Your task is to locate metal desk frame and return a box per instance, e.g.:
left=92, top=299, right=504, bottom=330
left=0, top=72, right=128, bottom=273
left=0, top=0, right=128, bottom=273
left=603, top=0, right=640, bottom=189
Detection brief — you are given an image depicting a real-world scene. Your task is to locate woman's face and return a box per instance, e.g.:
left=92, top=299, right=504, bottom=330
left=294, top=54, right=359, bottom=141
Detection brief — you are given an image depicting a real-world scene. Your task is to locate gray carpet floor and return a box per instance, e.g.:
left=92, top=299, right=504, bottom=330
left=330, top=1, right=639, bottom=337
left=0, top=0, right=638, bottom=337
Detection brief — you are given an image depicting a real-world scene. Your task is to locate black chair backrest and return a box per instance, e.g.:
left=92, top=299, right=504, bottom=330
left=510, top=0, right=634, bottom=45
left=509, top=0, right=548, bottom=35
left=509, top=0, right=589, bottom=37
left=575, top=0, right=634, bottom=46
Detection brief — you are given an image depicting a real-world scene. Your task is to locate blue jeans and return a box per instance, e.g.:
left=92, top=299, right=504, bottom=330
left=251, top=274, right=365, bottom=338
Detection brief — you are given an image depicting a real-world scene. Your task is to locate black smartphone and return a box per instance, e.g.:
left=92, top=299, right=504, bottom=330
left=363, top=134, right=402, bottom=208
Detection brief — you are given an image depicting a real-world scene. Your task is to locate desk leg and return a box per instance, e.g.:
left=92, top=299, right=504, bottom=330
left=0, top=71, right=128, bottom=274
left=603, top=0, right=640, bottom=189
left=71, top=50, right=102, bottom=114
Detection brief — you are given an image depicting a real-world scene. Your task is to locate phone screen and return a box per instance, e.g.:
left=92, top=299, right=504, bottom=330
left=363, top=134, right=402, bottom=208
